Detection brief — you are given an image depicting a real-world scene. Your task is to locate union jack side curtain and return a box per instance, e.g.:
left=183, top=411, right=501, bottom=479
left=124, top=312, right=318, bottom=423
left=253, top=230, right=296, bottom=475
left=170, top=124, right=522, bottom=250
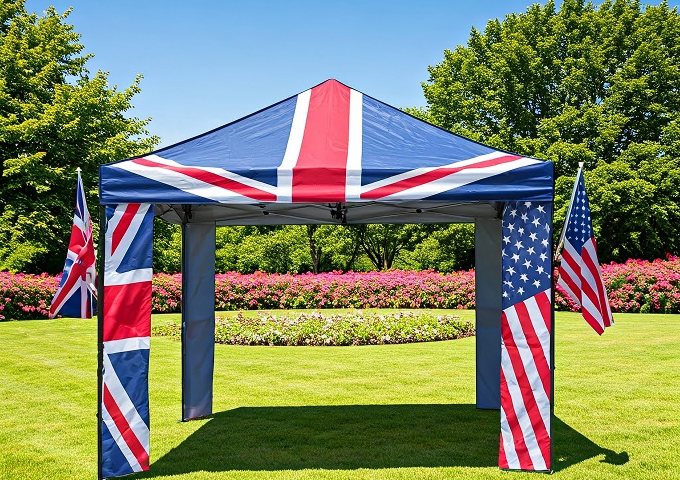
left=50, top=169, right=96, bottom=318
left=100, top=203, right=153, bottom=478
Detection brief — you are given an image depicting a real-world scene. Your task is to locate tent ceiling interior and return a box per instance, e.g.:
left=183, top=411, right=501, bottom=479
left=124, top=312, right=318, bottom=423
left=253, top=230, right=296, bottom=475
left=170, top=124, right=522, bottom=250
left=155, top=200, right=504, bottom=226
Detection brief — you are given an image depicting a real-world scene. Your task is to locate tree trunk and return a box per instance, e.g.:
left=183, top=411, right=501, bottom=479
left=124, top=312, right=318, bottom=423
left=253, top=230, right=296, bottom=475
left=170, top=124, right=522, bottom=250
left=306, top=225, right=321, bottom=274
left=342, top=229, right=362, bottom=272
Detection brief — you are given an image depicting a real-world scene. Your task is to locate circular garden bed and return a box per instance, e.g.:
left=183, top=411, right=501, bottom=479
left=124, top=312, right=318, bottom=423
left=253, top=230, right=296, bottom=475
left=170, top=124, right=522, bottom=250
left=152, top=310, right=475, bottom=346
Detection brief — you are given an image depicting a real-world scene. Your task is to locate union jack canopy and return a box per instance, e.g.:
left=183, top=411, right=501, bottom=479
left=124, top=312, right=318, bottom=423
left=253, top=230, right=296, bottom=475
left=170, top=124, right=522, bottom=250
left=100, top=79, right=552, bottom=222
left=98, top=79, right=555, bottom=478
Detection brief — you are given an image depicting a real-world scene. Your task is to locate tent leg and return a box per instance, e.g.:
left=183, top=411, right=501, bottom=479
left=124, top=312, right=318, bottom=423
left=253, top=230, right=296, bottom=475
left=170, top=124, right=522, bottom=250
left=181, top=222, right=216, bottom=421
left=474, top=218, right=502, bottom=409
left=97, top=205, right=105, bottom=480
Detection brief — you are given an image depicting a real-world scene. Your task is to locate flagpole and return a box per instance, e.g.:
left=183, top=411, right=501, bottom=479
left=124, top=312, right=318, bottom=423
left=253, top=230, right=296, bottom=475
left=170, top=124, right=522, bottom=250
left=554, top=162, right=584, bottom=262
left=97, top=204, right=105, bottom=480
left=550, top=199, right=556, bottom=472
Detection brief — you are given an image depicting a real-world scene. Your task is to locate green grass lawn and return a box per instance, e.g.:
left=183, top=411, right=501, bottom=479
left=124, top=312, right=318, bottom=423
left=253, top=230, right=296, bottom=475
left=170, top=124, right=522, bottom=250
left=0, top=310, right=678, bottom=479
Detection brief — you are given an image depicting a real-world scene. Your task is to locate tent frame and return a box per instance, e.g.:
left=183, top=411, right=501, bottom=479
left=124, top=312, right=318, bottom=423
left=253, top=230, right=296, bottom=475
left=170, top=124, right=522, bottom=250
left=96, top=77, right=557, bottom=478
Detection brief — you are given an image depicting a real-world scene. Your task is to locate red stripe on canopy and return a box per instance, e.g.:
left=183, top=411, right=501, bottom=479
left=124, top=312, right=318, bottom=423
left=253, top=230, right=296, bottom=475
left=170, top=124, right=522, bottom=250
left=292, top=80, right=351, bottom=202
left=132, top=158, right=276, bottom=202
left=361, top=154, right=522, bottom=200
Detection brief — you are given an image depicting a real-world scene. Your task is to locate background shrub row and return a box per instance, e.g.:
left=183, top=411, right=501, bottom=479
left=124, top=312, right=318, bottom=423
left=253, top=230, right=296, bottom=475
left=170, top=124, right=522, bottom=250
left=1, top=256, right=679, bottom=321
left=153, top=269, right=476, bottom=314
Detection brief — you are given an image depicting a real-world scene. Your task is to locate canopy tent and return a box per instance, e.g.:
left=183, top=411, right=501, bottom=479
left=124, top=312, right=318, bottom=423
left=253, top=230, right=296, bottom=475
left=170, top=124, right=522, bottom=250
left=97, top=79, right=555, bottom=479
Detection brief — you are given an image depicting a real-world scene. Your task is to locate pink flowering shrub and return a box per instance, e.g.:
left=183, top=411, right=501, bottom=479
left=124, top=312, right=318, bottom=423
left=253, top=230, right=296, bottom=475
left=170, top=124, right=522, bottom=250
left=588, top=255, right=680, bottom=314
left=1, top=257, right=679, bottom=320
left=151, top=273, right=183, bottom=313
left=0, top=272, right=60, bottom=320
left=150, top=269, right=476, bottom=313
left=212, top=270, right=476, bottom=311
left=554, top=255, right=680, bottom=313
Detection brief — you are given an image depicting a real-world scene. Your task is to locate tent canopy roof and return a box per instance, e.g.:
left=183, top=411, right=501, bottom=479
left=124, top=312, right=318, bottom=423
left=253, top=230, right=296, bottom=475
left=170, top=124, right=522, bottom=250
left=99, top=79, right=553, bottom=225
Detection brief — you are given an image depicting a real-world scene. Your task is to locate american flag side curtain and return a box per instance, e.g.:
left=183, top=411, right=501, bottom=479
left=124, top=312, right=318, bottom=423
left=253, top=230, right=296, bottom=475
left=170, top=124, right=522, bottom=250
left=556, top=166, right=614, bottom=334
left=100, top=203, right=153, bottom=478
left=499, top=201, right=553, bottom=472
left=49, top=168, right=96, bottom=318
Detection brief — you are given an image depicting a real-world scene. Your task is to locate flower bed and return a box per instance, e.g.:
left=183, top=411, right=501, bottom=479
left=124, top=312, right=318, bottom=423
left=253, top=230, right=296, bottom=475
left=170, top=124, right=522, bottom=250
left=152, top=310, right=475, bottom=346
left=1, top=257, right=680, bottom=320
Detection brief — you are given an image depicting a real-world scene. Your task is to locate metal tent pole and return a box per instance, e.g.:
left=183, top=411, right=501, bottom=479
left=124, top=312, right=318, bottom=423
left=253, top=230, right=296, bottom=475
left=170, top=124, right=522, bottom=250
left=97, top=204, right=106, bottom=480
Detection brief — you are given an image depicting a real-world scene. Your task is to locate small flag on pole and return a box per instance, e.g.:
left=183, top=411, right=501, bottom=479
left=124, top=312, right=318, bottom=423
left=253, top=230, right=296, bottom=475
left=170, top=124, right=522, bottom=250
left=49, top=168, right=97, bottom=318
left=555, top=164, right=613, bottom=334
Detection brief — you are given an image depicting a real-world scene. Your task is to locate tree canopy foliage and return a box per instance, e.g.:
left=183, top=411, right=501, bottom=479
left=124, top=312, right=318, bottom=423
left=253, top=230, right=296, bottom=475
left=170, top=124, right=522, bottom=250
left=152, top=223, right=476, bottom=275
left=0, top=1, right=157, bottom=272
left=6, top=0, right=677, bottom=274
left=410, top=0, right=680, bottom=262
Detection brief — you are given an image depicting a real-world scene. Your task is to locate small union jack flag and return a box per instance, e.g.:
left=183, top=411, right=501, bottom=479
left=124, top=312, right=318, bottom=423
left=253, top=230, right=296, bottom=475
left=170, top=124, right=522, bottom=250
left=50, top=168, right=97, bottom=318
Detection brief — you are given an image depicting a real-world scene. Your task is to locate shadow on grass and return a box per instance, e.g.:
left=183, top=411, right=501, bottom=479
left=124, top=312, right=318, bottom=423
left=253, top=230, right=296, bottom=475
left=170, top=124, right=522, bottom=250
left=138, top=404, right=627, bottom=477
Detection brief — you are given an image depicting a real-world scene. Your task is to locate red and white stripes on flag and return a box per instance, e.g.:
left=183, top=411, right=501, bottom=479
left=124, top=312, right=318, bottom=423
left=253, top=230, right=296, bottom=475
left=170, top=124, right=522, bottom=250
left=499, top=201, right=553, bottom=472
left=556, top=168, right=613, bottom=335
left=499, top=290, right=552, bottom=471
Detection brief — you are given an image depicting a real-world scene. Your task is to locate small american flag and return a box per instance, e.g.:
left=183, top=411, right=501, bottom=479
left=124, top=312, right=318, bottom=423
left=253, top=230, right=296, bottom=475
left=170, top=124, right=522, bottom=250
left=556, top=168, right=613, bottom=334
left=49, top=168, right=97, bottom=318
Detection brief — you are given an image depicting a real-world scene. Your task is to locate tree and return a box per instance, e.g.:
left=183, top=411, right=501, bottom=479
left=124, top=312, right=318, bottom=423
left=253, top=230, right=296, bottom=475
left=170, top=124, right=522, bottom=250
left=153, top=219, right=181, bottom=273
left=215, top=225, right=312, bottom=274
left=0, top=1, right=158, bottom=272
left=412, top=0, right=680, bottom=260
left=357, top=224, right=430, bottom=270
left=554, top=158, right=680, bottom=262
left=306, top=225, right=367, bottom=272
left=305, top=225, right=322, bottom=274
left=400, top=224, right=475, bottom=272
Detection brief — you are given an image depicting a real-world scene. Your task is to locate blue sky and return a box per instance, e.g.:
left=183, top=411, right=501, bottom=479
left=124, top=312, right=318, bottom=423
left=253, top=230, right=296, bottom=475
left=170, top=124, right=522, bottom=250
left=20, top=1, right=601, bottom=147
